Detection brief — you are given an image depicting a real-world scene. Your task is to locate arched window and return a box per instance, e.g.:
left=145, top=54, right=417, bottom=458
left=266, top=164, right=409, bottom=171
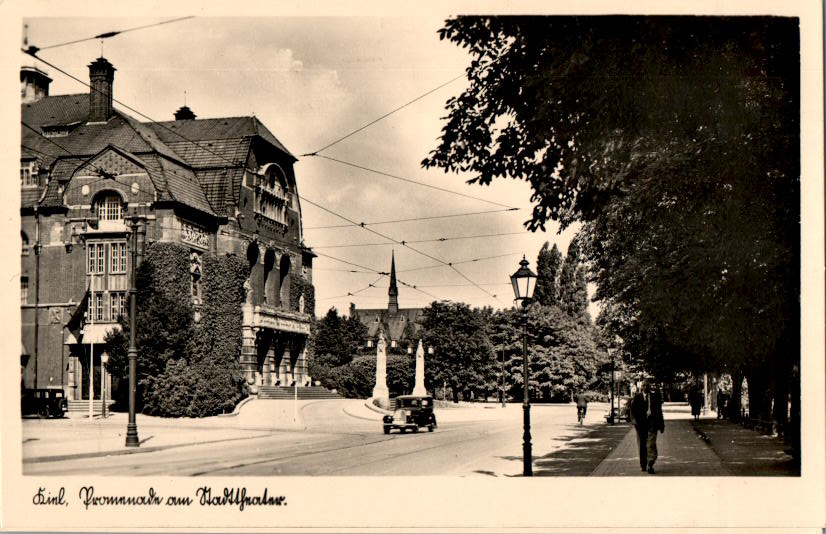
left=279, top=254, right=291, bottom=308
left=257, top=164, right=290, bottom=226
left=93, top=192, right=124, bottom=222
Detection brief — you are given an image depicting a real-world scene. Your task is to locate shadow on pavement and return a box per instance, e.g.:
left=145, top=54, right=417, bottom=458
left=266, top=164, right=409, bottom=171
left=693, top=419, right=799, bottom=476
left=532, top=424, right=631, bottom=476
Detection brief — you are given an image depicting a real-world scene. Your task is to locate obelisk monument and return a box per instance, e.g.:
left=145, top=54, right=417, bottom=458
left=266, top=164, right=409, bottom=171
left=412, top=339, right=427, bottom=395
left=373, top=330, right=389, bottom=405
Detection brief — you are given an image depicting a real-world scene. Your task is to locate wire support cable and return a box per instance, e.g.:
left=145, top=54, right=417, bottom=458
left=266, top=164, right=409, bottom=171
left=30, top=17, right=195, bottom=53
left=308, top=154, right=515, bottom=209
left=303, top=207, right=518, bottom=230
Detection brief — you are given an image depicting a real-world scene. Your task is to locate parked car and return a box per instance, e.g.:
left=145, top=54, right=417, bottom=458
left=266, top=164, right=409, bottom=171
left=383, top=395, right=437, bottom=434
left=21, top=388, right=68, bottom=418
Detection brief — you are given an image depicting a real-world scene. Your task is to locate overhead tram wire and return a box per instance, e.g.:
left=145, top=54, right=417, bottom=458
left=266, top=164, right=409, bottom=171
left=24, top=51, right=501, bottom=304
left=302, top=73, right=467, bottom=156
left=30, top=17, right=195, bottom=53
left=303, top=207, right=519, bottom=230
left=313, top=250, right=441, bottom=301
left=309, top=155, right=515, bottom=209
left=301, top=195, right=504, bottom=304
left=316, top=274, right=387, bottom=301
left=312, top=231, right=528, bottom=250
left=399, top=251, right=524, bottom=273
left=300, top=53, right=505, bottom=156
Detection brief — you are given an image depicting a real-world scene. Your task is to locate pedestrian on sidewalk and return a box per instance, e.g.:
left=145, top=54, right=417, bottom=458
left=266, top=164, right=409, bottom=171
left=690, top=387, right=702, bottom=421
left=645, top=385, right=665, bottom=474
left=629, top=383, right=649, bottom=472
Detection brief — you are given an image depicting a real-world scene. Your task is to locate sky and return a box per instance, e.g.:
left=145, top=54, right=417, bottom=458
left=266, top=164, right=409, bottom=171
left=18, top=15, right=582, bottom=317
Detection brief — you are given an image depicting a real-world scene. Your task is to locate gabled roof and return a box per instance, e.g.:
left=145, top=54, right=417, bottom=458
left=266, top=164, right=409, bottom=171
left=21, top=87, right=295, bottom=218
left=22, top=97, right=215, bottom=217
left=148, top=116, right=295, bottom=161
left=21, top=93, right=89, bottom=128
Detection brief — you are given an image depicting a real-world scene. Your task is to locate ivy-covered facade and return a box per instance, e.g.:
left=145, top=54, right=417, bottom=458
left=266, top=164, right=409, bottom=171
left=20, top=56, right=315, bottom=405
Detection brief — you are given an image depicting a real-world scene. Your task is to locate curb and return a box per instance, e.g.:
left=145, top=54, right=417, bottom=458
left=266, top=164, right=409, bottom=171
left=23, top=432, right=275, bottom=464
left=363, top=398, right=392, bottom=416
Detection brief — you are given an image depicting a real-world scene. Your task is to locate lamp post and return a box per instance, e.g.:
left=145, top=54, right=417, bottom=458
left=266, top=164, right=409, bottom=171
left=125, top=215, right=144, bottom=447
left=607, top=347, right=616, bottom=424
left=100, top=351, right=109, bottom=419
left=510, top=255, right=536, bottom=476
left=501, top=348, right=506, bottom=408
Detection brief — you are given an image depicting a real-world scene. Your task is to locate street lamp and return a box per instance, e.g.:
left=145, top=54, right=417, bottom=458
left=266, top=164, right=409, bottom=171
left=100, top=351, right=109, bottom=419
left=125, top=214, right=144, bottom=447
left=607, top=347, right=616, bottom=424
left=510, top=255, right=536, bottom=476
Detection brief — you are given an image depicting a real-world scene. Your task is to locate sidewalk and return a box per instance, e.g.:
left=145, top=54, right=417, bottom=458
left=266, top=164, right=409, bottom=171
left=22, top=399, right=313, bottom=463
left=534, top=403, right=798, bottom=476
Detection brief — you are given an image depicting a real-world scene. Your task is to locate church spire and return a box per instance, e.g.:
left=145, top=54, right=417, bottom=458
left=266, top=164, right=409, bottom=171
left=388, top=250, right=399, bottom=314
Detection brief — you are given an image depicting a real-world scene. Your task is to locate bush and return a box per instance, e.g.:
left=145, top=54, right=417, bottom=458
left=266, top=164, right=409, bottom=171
left=106, top=244, right=250, bottom=417
left=318, top=353, right=414, bottom=399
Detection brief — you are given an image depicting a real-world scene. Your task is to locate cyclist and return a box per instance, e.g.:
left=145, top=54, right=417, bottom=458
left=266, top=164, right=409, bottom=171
left=575, top=390, right=589, bottom=425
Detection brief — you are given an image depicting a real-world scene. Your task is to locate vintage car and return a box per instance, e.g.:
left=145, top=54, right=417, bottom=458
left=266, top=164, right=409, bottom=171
left=383, top=395, right=437, bottom=434
left=21, top=388, right=69, bottom=418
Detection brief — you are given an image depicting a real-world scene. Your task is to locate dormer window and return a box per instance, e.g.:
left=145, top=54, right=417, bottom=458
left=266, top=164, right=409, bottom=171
left=95, top=192, right=123, bottom=222
left=21, top=161, right=36, bottom=188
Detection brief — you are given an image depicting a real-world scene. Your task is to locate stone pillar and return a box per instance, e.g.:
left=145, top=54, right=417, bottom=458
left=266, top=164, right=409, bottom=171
left=412, top=339, right=426, bottom=396
left=372, top=331, right=389, bottom=404
left=264, top=342, right=275, bottom=386
left=279, top=343, right=291, bottom=386
left=68, top=356, right=79, bottom=400
left=295, top=339, right=308, bottom=386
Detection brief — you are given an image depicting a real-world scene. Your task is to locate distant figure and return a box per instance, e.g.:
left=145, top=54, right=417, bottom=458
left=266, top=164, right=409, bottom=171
left=629, top=385, right=649, bottom=472
left=574, top=390, right=588, bottom=425
left=716, top=389, right=727, bottom=419
left=690, top=388, right=703, bottom=421
left=646, top=386, right=665, bottom=474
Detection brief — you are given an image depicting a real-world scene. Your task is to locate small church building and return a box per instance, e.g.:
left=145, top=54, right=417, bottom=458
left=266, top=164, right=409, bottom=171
left=350, top=252, right=423, bottom=352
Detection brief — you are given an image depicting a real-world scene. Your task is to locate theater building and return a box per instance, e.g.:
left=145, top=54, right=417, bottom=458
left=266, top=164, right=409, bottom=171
left=20, top=57, right=315, bottom=404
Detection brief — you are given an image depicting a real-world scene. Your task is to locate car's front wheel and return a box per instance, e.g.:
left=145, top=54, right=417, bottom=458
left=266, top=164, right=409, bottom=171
left=428, top=424, right=434, bottom=432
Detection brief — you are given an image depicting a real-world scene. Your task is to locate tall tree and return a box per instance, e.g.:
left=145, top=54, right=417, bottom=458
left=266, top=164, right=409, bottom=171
left=312, top=307, right=367, bottom=367
left=534, top=241, right=562, bottom=306
left=423, top=16, right=799, bottom=425
left=420, top=301, right=495, bottom=402
left=558, top=240, right=581, bottom=317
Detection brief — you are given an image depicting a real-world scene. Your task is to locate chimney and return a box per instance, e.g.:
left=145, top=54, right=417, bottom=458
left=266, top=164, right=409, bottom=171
left=174, top=105, right=197, bottom=120
left=88, top=57, right=116, bottom=123
left=20, top=66, right=51, bottom=104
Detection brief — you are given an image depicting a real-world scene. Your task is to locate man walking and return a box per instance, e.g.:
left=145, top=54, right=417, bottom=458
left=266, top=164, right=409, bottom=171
left=645, top=385, right=665, bottom=474
left=629, top=384, right=649, bottom=472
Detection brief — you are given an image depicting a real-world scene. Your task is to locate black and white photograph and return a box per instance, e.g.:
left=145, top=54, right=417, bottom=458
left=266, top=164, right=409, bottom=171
left=3, top=1, right=824, bottom=531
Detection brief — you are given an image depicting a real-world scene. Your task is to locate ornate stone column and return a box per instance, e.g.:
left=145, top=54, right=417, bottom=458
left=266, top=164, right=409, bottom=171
left=372, top=330, right=389, bottom=405
left=279, top=343, right=291, bottom=386
left=412, top=339, right=426, bottom=396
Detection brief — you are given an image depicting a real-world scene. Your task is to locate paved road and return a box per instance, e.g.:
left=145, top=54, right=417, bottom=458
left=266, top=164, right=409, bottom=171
left=24, top=400, right=604, bottom=476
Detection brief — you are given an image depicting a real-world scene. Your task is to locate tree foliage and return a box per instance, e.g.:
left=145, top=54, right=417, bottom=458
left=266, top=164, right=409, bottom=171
left=311, top=307, right=368, bottom=367
left=489, top=303, right=606, bottom=402
left=106, top=243, right=249, bottom=417
left=419, top=301, right=495, bottom=402
left=424, top=16, right=799, bottom=422
left=533, top=242, right=562, bottom=307
left=319, top=353, right=413, bottom=399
